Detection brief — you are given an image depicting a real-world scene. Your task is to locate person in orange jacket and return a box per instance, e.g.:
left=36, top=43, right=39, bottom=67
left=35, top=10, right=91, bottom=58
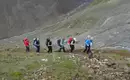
left=23, top=38, right=30, bottom=52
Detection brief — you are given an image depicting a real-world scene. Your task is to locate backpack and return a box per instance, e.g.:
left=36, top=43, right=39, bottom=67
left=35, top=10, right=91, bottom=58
left=70, top=39, right=75, bottom=45
left=68, top=37, right=73, bottom=44
left=48, top=41, right=52, bottom=46
left=33, top=39, right=37, bottom=46
left=57, top=39, right=61, bottom=46
left=36, top=40, right=40, bottom=46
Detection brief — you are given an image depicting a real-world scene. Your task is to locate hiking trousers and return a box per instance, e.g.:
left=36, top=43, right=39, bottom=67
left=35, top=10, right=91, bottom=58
left=83, top=45, right=93, bottom=58
left=58, top=46, right=66, bottom=52
left=70, top=45, right=75, bottom=53
left=26, top=46, right=30, bottom=52
left=36, top=46, right=40, bottom=53
left=48, top=46, right=52, bottom=53
left=83, top=45, right=91, bottom=54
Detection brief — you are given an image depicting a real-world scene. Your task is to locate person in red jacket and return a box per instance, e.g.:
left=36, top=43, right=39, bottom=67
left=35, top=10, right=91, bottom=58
left=23, top=38, right=30, bottom=52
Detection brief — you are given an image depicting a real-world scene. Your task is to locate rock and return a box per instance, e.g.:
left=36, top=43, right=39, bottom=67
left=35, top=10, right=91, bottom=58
left=93, top=65, right=100, bottom=69
left=126, top=58, right=130, bottom=62
left=104, top=59, right=108, bottom=62
left=106, top=62, right=116, bottom=68
left=124, top=66, right=130, bottom=73
left=88, top=75, right=93, bottom=80
left=98, top=71, right=103, bottom=75
left=42, top=78, right=46, bottom=80
left=98, top=61, right=104, bottom=66
left=88, top=68, right=94, bottom=74
left=41, top=59, right=48, bottom=62
left=58, top=57, right=61, bottom=59
left=48, top=76, right=51, bottom=79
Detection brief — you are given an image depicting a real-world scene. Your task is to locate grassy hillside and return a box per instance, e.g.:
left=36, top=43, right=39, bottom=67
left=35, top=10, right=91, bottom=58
left=0, top=49, right=130, bottom=80
left=0, top=0, right=130, bottom=80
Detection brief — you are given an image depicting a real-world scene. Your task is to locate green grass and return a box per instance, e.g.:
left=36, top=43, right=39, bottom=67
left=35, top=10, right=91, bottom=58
left=127, top=63, right=130, bottom=67
left=0, top=51, right=89, bottom=80
left=0, top=48, right=129, bottom=80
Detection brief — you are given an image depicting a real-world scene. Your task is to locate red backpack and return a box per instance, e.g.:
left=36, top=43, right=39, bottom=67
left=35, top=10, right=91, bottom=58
left=68, top=37, right=73, bottom=45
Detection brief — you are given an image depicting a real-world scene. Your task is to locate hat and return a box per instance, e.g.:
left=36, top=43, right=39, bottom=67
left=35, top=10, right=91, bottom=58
left=73, top=38, right=77, bottom=41
left=33, top=38, right=36, bottom=40
left=87, top=35, right=91, bottom=39
left=37, top=38, right=39, bottom=40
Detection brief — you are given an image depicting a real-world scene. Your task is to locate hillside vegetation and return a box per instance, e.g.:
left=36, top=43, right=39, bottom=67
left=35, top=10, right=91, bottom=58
left=0, top=0, right=130, bottom=80
left=0, top=49, right=130, bottom=80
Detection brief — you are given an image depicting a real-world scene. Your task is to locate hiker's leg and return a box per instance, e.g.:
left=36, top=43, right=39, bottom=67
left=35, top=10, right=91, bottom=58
left=70, top=45, right=73, bottom=52
left=28, top=46, right=30, bottom=52
left=87, top=46, right=90, bottom=54
left=47, top=46, right=50, bottom=53
left=36, top=46, right=38, bottom=52
left=26, top=46, right=29, bottom=52
left=58, top=46, right=62, bottom=52
left=89, top=46, right=93, bottom=58
left=87, top=46, right=91, bottom=58
left=37, top=46, right=40, bottom=53
left=39, top=46, right=40, bottom=52
left=86, top=46, right=89, bottom=54
left=50, top=46, right=52, bottom=53
left=83, top=45, right=87, bottom=53
left=72, top=45, right=75, bottom=52
left=70, top=45, right=74, bottom=53
left=26, top=46, right=28, bottom=52
left=63, top=46, right=66, bottom=52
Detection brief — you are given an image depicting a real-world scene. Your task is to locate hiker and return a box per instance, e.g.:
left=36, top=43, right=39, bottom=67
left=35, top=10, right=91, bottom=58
left=33, top=38, right=40, bottom=53
left=83, top=35, right=93, bottom=58
left=69, top=38, right=76, bottom=53
left=57, top=38, right=66, bottom=52
left=23, top=38, right=30, bottom=52
left=46, top=38, right=52, bottom=53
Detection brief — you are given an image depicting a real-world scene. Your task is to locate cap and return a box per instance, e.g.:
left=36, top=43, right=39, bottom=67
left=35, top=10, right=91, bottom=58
left=73, top=38, right=77, bottom=41
left=37, top=38, right=39, bottom=40
left=33, top=38, right=36, bottom=40
left=87, top=35, right=91, bottom=39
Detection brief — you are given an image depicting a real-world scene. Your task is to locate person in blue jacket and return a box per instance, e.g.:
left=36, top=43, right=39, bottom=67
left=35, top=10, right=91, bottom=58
left=83, top=35, right=93, bottom=58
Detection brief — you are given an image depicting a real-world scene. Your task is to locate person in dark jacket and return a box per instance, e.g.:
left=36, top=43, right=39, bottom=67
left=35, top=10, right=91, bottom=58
left=46, top=38, right=52, bottom=53
left=33, top=38, right=40, bottom=53
left=70, top=38, right=76, bottom=53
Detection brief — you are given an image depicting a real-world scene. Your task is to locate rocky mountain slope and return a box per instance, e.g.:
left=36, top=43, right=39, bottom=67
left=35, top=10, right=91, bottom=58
left=0, top=0, right=130, bottom=51
left=0, top=0, right=92, bottom=39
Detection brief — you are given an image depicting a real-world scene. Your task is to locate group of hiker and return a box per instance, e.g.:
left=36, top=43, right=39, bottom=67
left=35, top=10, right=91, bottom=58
left=23, top=35, right=93, bottom=58
left=56, top=37, right=77, bottom=53
left=23, top=38, right=40, bottom=53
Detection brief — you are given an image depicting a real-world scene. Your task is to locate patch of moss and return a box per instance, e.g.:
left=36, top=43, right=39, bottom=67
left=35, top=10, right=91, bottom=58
left=127, top=63, right=130, bottom=67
